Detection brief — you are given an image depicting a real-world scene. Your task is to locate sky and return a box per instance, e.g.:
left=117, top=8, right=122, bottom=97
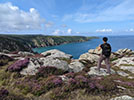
left=0, top=0, right=134, bottom=36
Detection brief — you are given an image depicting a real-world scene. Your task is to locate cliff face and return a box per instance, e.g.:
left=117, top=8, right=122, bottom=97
left=0, top=35, right=96, bottom=52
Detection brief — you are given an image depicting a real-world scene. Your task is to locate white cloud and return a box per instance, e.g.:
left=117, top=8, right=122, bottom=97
left=67, top=28, right=72, bottom=34
left=0, top=2, right=45, bottom=32
left=76, top=32, right=80, bottom=34
left=126, top=28, right=134, bottom=32
left=63, top=0, right=134, bottom=23
left=52, top=29, right=61, bottom=35
left=96, top=29, right=112, bottom=32
left=52, top=28, right=74, bottom=36
left=130, top=29, right=134, bottom=32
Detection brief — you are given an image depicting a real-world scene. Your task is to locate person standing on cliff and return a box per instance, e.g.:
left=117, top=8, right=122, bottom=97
left=97, top=37, right=111, bottom=74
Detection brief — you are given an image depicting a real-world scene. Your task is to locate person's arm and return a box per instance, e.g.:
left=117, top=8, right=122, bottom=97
left=98, top=44, right=101, bottom=51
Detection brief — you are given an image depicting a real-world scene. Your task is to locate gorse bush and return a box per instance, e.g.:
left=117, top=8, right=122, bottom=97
left=7, top=58, right=29, bottom=72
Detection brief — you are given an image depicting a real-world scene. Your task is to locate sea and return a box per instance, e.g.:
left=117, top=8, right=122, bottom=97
left=33, top=36, right=134, bottom=59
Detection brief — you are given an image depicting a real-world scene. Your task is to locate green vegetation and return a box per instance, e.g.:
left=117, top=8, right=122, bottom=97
left=0, top=34, right=97, bottom=52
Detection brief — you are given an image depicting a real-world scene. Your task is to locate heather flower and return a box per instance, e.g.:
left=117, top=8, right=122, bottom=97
left=0, top=88, right=9, bottom=97
left=117, top=81, right=134, bottom=87
left=88, top=83, right=96, bottom=89
left=68, top=78, right=77, bottom=85
left=52, top=77, right=63, bottom=86
left=8, top=58, right=29, bottom=72
left=36, top=66, right=65, bottom=78
left=96, top=83, right=104, bottom=90
left=75, top=75, right=88, bottom=83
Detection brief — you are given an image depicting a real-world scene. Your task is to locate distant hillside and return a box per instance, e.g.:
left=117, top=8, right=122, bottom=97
left=0, top=35, right=97, bottom=52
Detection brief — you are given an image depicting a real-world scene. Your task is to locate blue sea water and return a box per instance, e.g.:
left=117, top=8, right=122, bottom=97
left=33, top=36, right=134, bottom=59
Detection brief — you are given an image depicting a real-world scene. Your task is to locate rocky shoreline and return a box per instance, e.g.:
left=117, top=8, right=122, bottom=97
left=1, top=48, right=134, bottom=100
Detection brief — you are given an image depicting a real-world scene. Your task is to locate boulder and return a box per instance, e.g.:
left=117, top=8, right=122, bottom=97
left=79, top=53, right=99, bottom=63
left=87, top=66, right=115, bottom=76
left=18, top=51, right=34, bottom=56
left=20, top=57, right=69, bottom=75
left=114, top=57, right=134, bottom=66
left=110, top=95, right=134, bottom=100
left=69, top=60, right=85, bottom=72
left=88, top=48, right=102, bottom=54
left=41, top=49, right=72, bottom=59
left=2, top=49, right=10, bottom=53
left=40, top=57, right=69, bottom=71
left=20, top=58, right=41, bottom=75
left=117, top=71, right=129, bottom=77
left=120, top=66, right=134, bottom=74
left=115, top=48, right=132, bottom=55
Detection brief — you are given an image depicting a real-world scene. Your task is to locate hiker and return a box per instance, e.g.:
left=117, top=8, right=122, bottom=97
left=97, top=37, right=111, bottom=74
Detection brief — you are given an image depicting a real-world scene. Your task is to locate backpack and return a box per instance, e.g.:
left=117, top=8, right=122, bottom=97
left=102, top=43, right=111, bottom=57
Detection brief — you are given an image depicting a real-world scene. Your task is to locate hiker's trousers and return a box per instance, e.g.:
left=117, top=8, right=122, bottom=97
left=97, top=54, right=111, bottom=73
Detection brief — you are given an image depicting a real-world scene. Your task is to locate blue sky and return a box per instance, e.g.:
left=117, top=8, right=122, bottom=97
left=0, top=0, right=134, bottom=36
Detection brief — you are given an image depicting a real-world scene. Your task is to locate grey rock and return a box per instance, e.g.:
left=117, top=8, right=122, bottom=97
left=117, top=71, right=129, bottom=77
left=87, top=66, right=115, bottom=76
left=18, top=51, right=34, bottom=56
left=114, top=57, right=134, bottom=66
left=88, top=48, right=102, bottom=54
left=116, top=48, right=132, bottom=55
left=128, top=76, right=134, bottom=79
left=110, top=95, right=134, bottom=100
left=2, top=49, right=10, bottom=53
left=20, top=57, right=69, bottom=75
left=79, top=53, right=99, bottom=63
left=69, top=60, right=85, bottom=72
left=20, top=58, right=41, bottom=75
left=120, top=66, right=134, bottom=74
left=40, top=57, right=69, bottom=71
left=41, top=49, right=72, bottom=59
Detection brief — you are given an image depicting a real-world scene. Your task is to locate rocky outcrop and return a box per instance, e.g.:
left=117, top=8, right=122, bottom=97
left=88, top=48, right=102, bottom=54
left=41, top=49, right=72, bottom=59
left=79, top=48, right=134, bottom=64
left=120, top=66, right=134, bottom=74
left=87, top=66, right=115, bottom=76
left=117, top=71, right=129, bottom=77
left=20, top=49, right=87, bottom=75
left=20, top=57, right=69, bottom=75
left=111, top=95, right=134, bottom=100
left=2, top=47, right=134, bottom=100
left=115, top=48, right=133, bottom=55
left=79, top=53, right=99, bottom=63
left=18, top=51, right=34, bottom=56
left=68, top=60, right=85, bottom=72
left=114, top=57, right=134, bottom=66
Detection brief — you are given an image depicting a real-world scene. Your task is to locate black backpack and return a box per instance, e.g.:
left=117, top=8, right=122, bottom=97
left=102, top=43, right=111, bottom=57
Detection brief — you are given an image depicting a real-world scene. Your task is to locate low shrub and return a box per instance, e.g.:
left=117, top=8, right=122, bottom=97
left=36, top=66, right=66, bottom=78
left=0, top=55, right=13, bottom=66
left=16, top=78, right=42, bottom=95
left=44, top=76, right=63, bottom=89
left=7, top=58, right=29, bottom=72
left=0, top=88, right=9, bottom=99
left=64, top=72, right=75, bottom=78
